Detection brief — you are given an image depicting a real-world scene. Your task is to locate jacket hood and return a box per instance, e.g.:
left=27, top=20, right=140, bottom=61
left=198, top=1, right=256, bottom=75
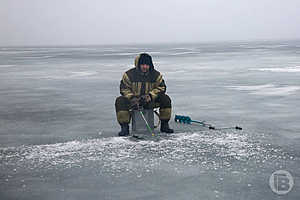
left=134, top=53, right=154, bottom=72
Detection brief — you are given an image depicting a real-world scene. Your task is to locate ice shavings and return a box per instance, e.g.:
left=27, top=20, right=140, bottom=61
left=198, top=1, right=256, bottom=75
left=0, top=130, right=294, bottom=176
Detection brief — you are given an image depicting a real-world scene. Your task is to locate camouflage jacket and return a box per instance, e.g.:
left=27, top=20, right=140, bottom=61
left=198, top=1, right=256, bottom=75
left=120, top=55, right=166, bottom=100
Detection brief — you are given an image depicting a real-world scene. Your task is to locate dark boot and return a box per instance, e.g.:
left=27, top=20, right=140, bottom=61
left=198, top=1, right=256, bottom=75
left=118, top=123, right=129, bottom=136
left=160, top=120, right=174, bottom=133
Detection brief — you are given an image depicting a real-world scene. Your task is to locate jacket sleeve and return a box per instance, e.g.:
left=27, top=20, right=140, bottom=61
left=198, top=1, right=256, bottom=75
left=149, top=73, right=166, bottom=100
left=120, top=73, right=134, bottom=99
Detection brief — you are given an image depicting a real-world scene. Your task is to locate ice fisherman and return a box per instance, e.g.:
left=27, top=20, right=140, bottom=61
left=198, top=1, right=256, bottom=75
left=115, top=53, right=174, bottom=136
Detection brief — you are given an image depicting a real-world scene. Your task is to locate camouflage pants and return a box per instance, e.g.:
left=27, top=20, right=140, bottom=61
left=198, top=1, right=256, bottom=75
left=115, top=93, right=172, bottom=124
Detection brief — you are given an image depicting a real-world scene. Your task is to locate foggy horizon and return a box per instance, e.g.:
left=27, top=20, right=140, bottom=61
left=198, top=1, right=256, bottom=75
left=1, top=0, right=300, bottom=46
left=1, top=37, right=300, bottom=48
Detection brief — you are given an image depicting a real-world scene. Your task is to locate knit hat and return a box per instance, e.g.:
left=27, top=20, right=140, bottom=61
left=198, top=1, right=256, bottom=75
left=137, top=53, right=154, bottom=70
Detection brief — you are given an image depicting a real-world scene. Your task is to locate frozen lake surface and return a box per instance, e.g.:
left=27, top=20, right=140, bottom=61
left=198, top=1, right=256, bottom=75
left=1, top=40, right=300, bottom=199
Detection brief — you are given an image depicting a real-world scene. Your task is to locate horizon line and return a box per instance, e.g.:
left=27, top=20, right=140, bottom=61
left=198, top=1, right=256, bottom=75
left=1, top=37, right=300, bottom=48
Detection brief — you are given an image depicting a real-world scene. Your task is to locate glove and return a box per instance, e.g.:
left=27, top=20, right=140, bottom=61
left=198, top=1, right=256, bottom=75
left=139, top=94, right=152, bottom=107
left=140, top=94, right=152, bottom=103
left=130, top=97, right=139, bottom=105
left=130, top=97, right=139, bottom=109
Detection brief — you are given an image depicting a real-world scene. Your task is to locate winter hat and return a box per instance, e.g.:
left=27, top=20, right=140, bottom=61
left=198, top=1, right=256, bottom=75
left=138, top=53, right=154, bottom=69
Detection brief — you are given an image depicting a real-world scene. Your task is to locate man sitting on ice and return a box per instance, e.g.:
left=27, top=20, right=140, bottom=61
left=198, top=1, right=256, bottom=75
left=115, top=53, right=174, bottom=136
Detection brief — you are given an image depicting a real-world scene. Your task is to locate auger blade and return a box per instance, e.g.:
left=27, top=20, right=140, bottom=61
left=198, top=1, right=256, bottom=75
left=174, top=114, right=242, bottom=131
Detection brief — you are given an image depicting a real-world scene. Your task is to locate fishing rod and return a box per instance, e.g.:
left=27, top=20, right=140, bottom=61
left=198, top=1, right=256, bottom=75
left=175, top=115, right=242, bottom=130
left=137, top=106, right=155, bottom=136
left=130, top=98, right=156, bottom=136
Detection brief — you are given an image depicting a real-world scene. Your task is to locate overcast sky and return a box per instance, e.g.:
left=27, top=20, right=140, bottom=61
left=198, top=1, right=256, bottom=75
left=1, top=0, right=300, bottom=46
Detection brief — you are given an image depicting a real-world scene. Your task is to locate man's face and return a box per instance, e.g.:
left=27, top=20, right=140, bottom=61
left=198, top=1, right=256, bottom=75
left=140, top=64, right=150, bottom=73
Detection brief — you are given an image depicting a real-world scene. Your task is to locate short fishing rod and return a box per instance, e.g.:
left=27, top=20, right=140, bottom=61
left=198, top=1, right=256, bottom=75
left=130, top=99, right=156, bottom=136
left=137, top=106, right=155, bottom=136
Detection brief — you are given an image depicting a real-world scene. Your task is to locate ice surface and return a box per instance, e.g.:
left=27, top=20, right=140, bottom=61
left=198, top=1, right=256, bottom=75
left=226, top=84, right=300, bottom=96
left=1, top=40, right=300, bottom=199
left=254, top=66, right=300, bottom=72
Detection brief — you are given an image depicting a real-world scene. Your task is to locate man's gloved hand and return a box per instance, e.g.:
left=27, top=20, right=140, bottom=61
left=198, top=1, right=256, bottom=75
left=140, top=94, right=152, bottom=105
left=130, top=97, right=139, bottom=107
